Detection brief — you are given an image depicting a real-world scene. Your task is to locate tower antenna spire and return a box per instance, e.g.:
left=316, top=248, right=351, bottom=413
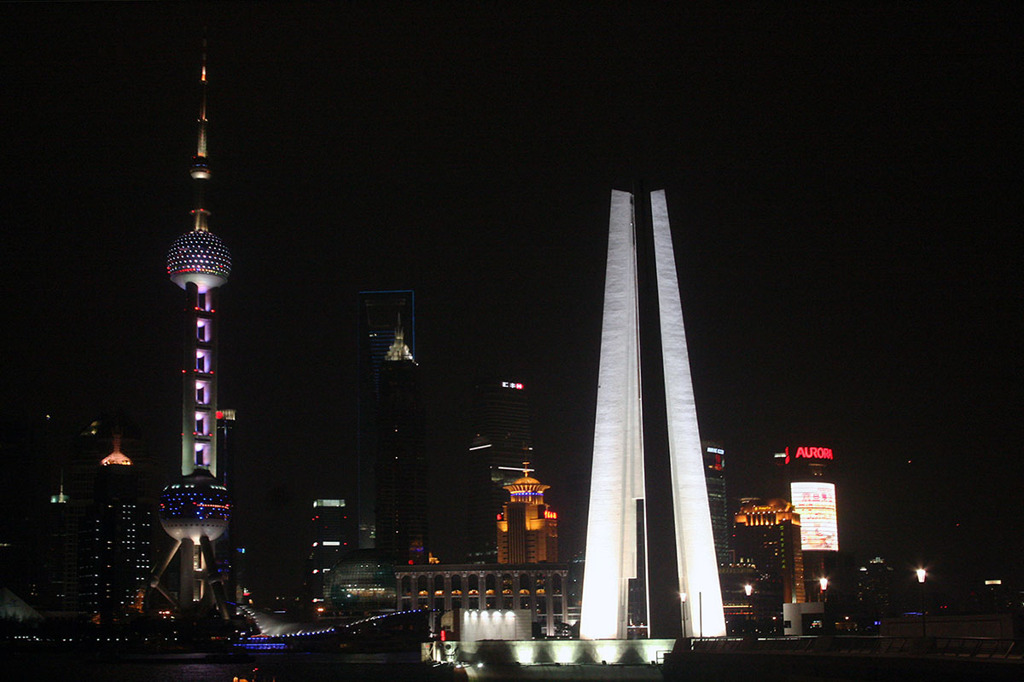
left=190, top=35, right=211, bottom=230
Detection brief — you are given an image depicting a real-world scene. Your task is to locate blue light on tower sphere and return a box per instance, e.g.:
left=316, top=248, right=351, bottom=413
left=159, top=469, right=231, bottom=542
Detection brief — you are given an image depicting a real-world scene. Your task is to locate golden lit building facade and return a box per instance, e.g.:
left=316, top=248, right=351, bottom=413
left=496, top=464, right=558, bottom=564
left=394, top=563, right=570, bottom=637
left=734, top=498, right=806, bottom=604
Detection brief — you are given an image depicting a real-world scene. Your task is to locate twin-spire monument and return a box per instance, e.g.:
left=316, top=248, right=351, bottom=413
left=581, top=189, right=726, bottom=639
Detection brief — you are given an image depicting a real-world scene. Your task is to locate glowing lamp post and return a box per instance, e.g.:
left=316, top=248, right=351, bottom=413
left=744, top=584, right=753, bottom=633
left=819, top=576, right=829, bottom=603
left=916, top=568, right=927, bottom=637
left=680, top=592, right=688, bottom=639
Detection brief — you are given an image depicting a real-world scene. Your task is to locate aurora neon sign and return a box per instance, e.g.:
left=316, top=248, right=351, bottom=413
left=785, top=446, right=833, bottom=463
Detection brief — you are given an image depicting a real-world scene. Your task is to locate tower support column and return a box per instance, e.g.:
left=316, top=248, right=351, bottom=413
left=178, top=537, right=195, bottom=607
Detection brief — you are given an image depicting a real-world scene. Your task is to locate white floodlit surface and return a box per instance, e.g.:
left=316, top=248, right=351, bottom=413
left=651, top=189, right=727, bottom=637
left=582, top=189, right=726, bottom=639
left=580, top=190, right=644, bottom=640
left=461, top=609, right=533, bottom=641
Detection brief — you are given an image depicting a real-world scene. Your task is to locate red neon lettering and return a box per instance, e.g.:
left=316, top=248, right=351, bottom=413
left=795, top=446, right=833, bottom=460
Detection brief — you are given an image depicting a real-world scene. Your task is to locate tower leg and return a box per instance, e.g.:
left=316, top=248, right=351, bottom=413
left=147, top=538, right=182, bottom=611
left=179, top=538, right=196, bottom=608
left=200, top=535, right=231, bottom=620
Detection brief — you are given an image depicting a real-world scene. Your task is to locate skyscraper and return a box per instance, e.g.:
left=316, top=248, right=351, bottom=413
left=42, top=474, right=71, bottom=612
left=733, top=498, right=806, bottom=605
left=59, top=412, right=155, bottom=613
left=465, top=378, right=534, bottom=563
left=78, top=434, right=152, bottom=623
left=306, top=498, right=351, bottom=609
left=374, top=326, right=429, bottom=564
left=356, top=290, right=415, bottom=549
left=149, top=42, right=233, bottom=618
left=581, top=189, right=725, bottom=639
left=776, top=445, right=839, bottom=599
left=702, top=441, right=731, bottom=566
left=214, top=409, right=237, bottom=601
left=496, top=464, right=558, bottom=564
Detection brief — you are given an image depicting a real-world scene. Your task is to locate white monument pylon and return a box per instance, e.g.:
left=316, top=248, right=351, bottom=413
left=580, top=189, right=726, bottom=639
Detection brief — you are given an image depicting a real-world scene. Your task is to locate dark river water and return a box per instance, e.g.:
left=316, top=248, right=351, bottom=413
left=5, top=652, right=456, bottom=682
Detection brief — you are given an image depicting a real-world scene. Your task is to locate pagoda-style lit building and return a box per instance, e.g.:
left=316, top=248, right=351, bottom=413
left=496, top=463, right=558, bottom=564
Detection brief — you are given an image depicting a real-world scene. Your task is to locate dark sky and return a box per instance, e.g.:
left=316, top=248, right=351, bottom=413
left=2, top=3, right=1020, bottom=600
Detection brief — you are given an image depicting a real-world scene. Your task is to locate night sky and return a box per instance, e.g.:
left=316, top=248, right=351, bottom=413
left=2, top=3, right=1020, bottom=601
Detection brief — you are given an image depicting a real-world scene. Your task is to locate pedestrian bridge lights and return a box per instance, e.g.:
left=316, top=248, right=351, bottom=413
left=581, top=190, right=725, bottom=639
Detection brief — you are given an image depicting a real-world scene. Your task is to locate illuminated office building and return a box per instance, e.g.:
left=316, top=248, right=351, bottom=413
left=57, top=412, right=155, bottom=613
left=856, top=556, right=895, bottom=620
left=702, top=441, right=731, bottom=566
left=496, top=464, right=558, bottom=564
left=374, top=326, right=429, bottom=564
left=775, top=445, right=839, bottom=599
left=733, top=498, right=805, bottom=605
left=148, top=42, right=233, bottom=618
left=581, top=189, right=724, bottom=639
left=42, top=474, right=72, bottom=611
left=466, top=378, right=534, bottom=563
left=307, top=499, right=351, bottom=607
left=78, top=434, right=152, bottom=623
left=357, top=290, right=415, bottom=549
left=214, top=408, right=237, bottom=601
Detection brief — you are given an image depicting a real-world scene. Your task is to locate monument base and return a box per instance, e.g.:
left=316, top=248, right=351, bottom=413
left=426, top=638, right=677, bottom=666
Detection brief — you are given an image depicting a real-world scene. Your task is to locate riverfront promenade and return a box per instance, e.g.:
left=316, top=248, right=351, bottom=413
left=662, top=635, right=1023, bottom=682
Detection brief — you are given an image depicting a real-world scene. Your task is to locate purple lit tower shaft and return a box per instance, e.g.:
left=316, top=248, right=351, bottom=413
left=149, top=43, right=232, bottom=618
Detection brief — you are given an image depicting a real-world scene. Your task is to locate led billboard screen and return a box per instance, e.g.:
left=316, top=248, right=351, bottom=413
left=791, top=481, right=839, bottom=551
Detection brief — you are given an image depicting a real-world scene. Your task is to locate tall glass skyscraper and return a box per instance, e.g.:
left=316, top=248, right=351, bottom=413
left=374, top=328, right=428, bottom=564
left=356, top=290, right=415, bottom=549
left=79, top=435, right=152, bottom=624
left=701, top=440, right=731, bottom=566
left=306, top=498, right=351, bottom=608
left=465, top=378, right=534, bottom=563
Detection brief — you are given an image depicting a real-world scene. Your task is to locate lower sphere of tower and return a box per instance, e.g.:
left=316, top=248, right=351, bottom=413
left=159, top=469, right=231, bottom=542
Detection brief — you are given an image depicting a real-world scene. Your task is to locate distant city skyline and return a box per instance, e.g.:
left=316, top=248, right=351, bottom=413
left=1, top=3, right=1018, bottom=604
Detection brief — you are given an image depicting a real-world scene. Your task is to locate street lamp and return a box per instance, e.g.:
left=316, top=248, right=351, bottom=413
left=744, top=584, right=753, bottom=634
left=680, top=592, right=688, bottom=639
left=819, top=577, right=829, bottom=603
left=916, top=568, right=927, bottom=637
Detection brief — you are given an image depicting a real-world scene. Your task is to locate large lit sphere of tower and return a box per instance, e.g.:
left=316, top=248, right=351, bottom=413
left=167, top=229, right=232, bottom=290
left=159, top=469, right=231, bottom=542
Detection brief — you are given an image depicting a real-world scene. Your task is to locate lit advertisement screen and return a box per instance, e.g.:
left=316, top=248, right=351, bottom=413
left=791, top=482, right=838, bottom=551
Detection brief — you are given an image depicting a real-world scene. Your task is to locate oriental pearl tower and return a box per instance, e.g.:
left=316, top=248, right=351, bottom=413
left=148, top=41, right=232, bottom=619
